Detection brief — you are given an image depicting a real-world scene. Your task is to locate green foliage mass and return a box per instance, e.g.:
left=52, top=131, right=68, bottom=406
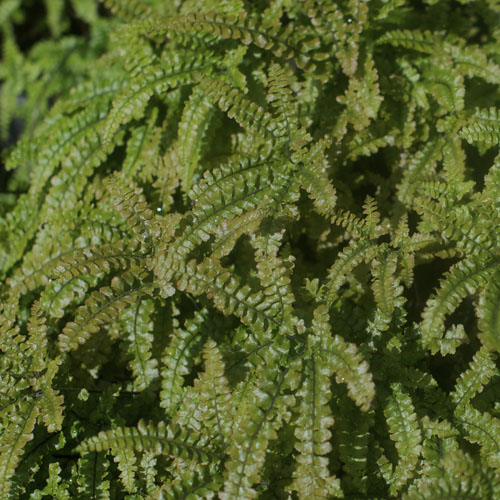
left=1, top=0, right=500, bottom=498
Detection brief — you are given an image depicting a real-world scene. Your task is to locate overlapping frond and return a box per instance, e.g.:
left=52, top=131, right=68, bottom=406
left=77, top=419, right=219, bottom=461
left=1, top=0, right=500, bottom=497
left=383, top=383, right=422, bottom=495
left=460, top=108, right=500, bottom=146
left=57, top=270, right=153, bottom=352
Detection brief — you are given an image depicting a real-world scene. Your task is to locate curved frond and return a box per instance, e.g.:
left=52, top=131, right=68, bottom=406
left=122, top=298, right=158, bottom=391
left=199, top=77, right=283, bottom=143
left=371, top=249, right=404, bottom=327
left=160, top=307, right=210, bottom=415
left=478, top=269, right=500, bottom=353
left=172, top=340, right=233, bottom=446
left=102, top=51, right=214, bottom=151
left=384, top=383, right=422, bottom=495
left=460, top=108, right=500, bottom=146
left=455, top=405, right=500, bottom=471
left=0, top=402, right=39, bottom=499
left=221, top=364, right=293, bottom=499
left=420, top=259, right=495, bottom=354
left=403, top=450, right=500, bottom=500
left=76, top=419, right=220, bottom=461
left=313, top=305, right=374, bottom=412
left=174, top=84, right=215, bottom=193
left=451, top=346, right=498, bottom=409
left=377, top=29, right=443, bottom=53
left=288, top=346, right=341, bottom=498
left=57, top=270, right=153, bottom=352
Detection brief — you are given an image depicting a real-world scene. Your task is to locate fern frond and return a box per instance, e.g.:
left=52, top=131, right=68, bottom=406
left=34, top=358, right=65, bottom=433
left=267, top=62, right=299, bottom=143
left=74, top=450, right=111, bottom=498
left=173, top=340, right=233, bottom=447
left=3, top=231, right=86, bottom=320
left=77, top=419, right=220, bottom=461
left=23, top=105, right=105, bottom=199
left=346, top=129, right=395, bottom=161
left=383, top=383, right=422, bottom=495
left=306, top=0, right=368, bottom=76
left=0, top=401, right=39, bottom=499
left=199, top=77, right=283, bottom=143
left=446, top=43, right=500, bottom=84
left=335, top=396, right=372, bottom=494
left=160, top=307, right=210, bottom=415
left=1, top=112, right=109, bottom=271
left=478, top=270, right=500, bottom=353
left=313, top=305, right=375, bottom=411
left=168, top=172, right=273, bottom=264
left=304, top=0, right=343, bottom=45
left=251, top=231, right=295, bottom=326
left=288, top=317, right=342, bottom=498
left=459, top=107, right=500, bottom=145
left=54, top=240, right=145, bottom=283
left=403, top=450, right=500, bottom=500
left=55, top=70, right=126, bottom=115
left=221, top=364, right=293, bottom=499
left=113, top=448, right=138, bottom=493
left=106, top=174, right=159, bottom=242
left=377, top=29, right=444, bottom=53
left=102, top=51, right=214, bottom=151
left=332, top=196, right=384, bottom=240
left=39, top=128, right=111, bottom=223
left=415, top=197, right=495, bottom=257
left=102, top=0, right=154, bottom=21
left=154, top=11, right=311, bottom=68
left=454, top=405, right=500, bottom=471
left=180, top=258, right=281, bottom=342
left=420, top=259, right=496, bottom=354
left=396, top=140, right=442, bottom=205
left=122, top=298, right=158, bottom=391
left=123, top=106, right=161, bottom=179
left=174, top=84, right=215, bottom=194
left=422, top=65, right=465, bottom=112
left=156, top=154, right=273, bottom=283
left=371, top=249, right=403, bottom=325
left=451, top=346, right=498, bottom=409
left=323, top=239, right=379, bottom=305
left=57, top=270, right=153, bottom=352
left=337, top=53, right=383, bottom=130
left=149, top=469, right=222, bottom=499
left=419, top=416, right=460, bottom=479
left=210, top=208, right=265, bottom=260
left=442, top=131, right=467, bottom=185
left=297, top=137, right=337, bottom=219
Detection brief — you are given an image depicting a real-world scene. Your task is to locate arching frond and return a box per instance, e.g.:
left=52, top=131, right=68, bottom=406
left=460, top=108, right=500, bottom=146
left=57, top=270, right=153, bottom=352
left=77, top=419, right=220, bottom=461
left=383, top=383, right=422, bottom=495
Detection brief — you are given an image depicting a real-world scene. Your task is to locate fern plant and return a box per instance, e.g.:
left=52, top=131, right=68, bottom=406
left=1, top=0, right=500, bottom=498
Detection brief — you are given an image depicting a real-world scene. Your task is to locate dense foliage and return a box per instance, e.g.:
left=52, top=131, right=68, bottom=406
left=1, top=0, right=500, bottom=498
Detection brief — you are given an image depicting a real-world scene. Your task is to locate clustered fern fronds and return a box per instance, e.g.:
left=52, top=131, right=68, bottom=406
left=1, top=0, right=500, bottom=498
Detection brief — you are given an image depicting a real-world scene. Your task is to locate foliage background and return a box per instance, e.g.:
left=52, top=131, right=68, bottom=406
left=1, top=0, right=500, bottom=498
